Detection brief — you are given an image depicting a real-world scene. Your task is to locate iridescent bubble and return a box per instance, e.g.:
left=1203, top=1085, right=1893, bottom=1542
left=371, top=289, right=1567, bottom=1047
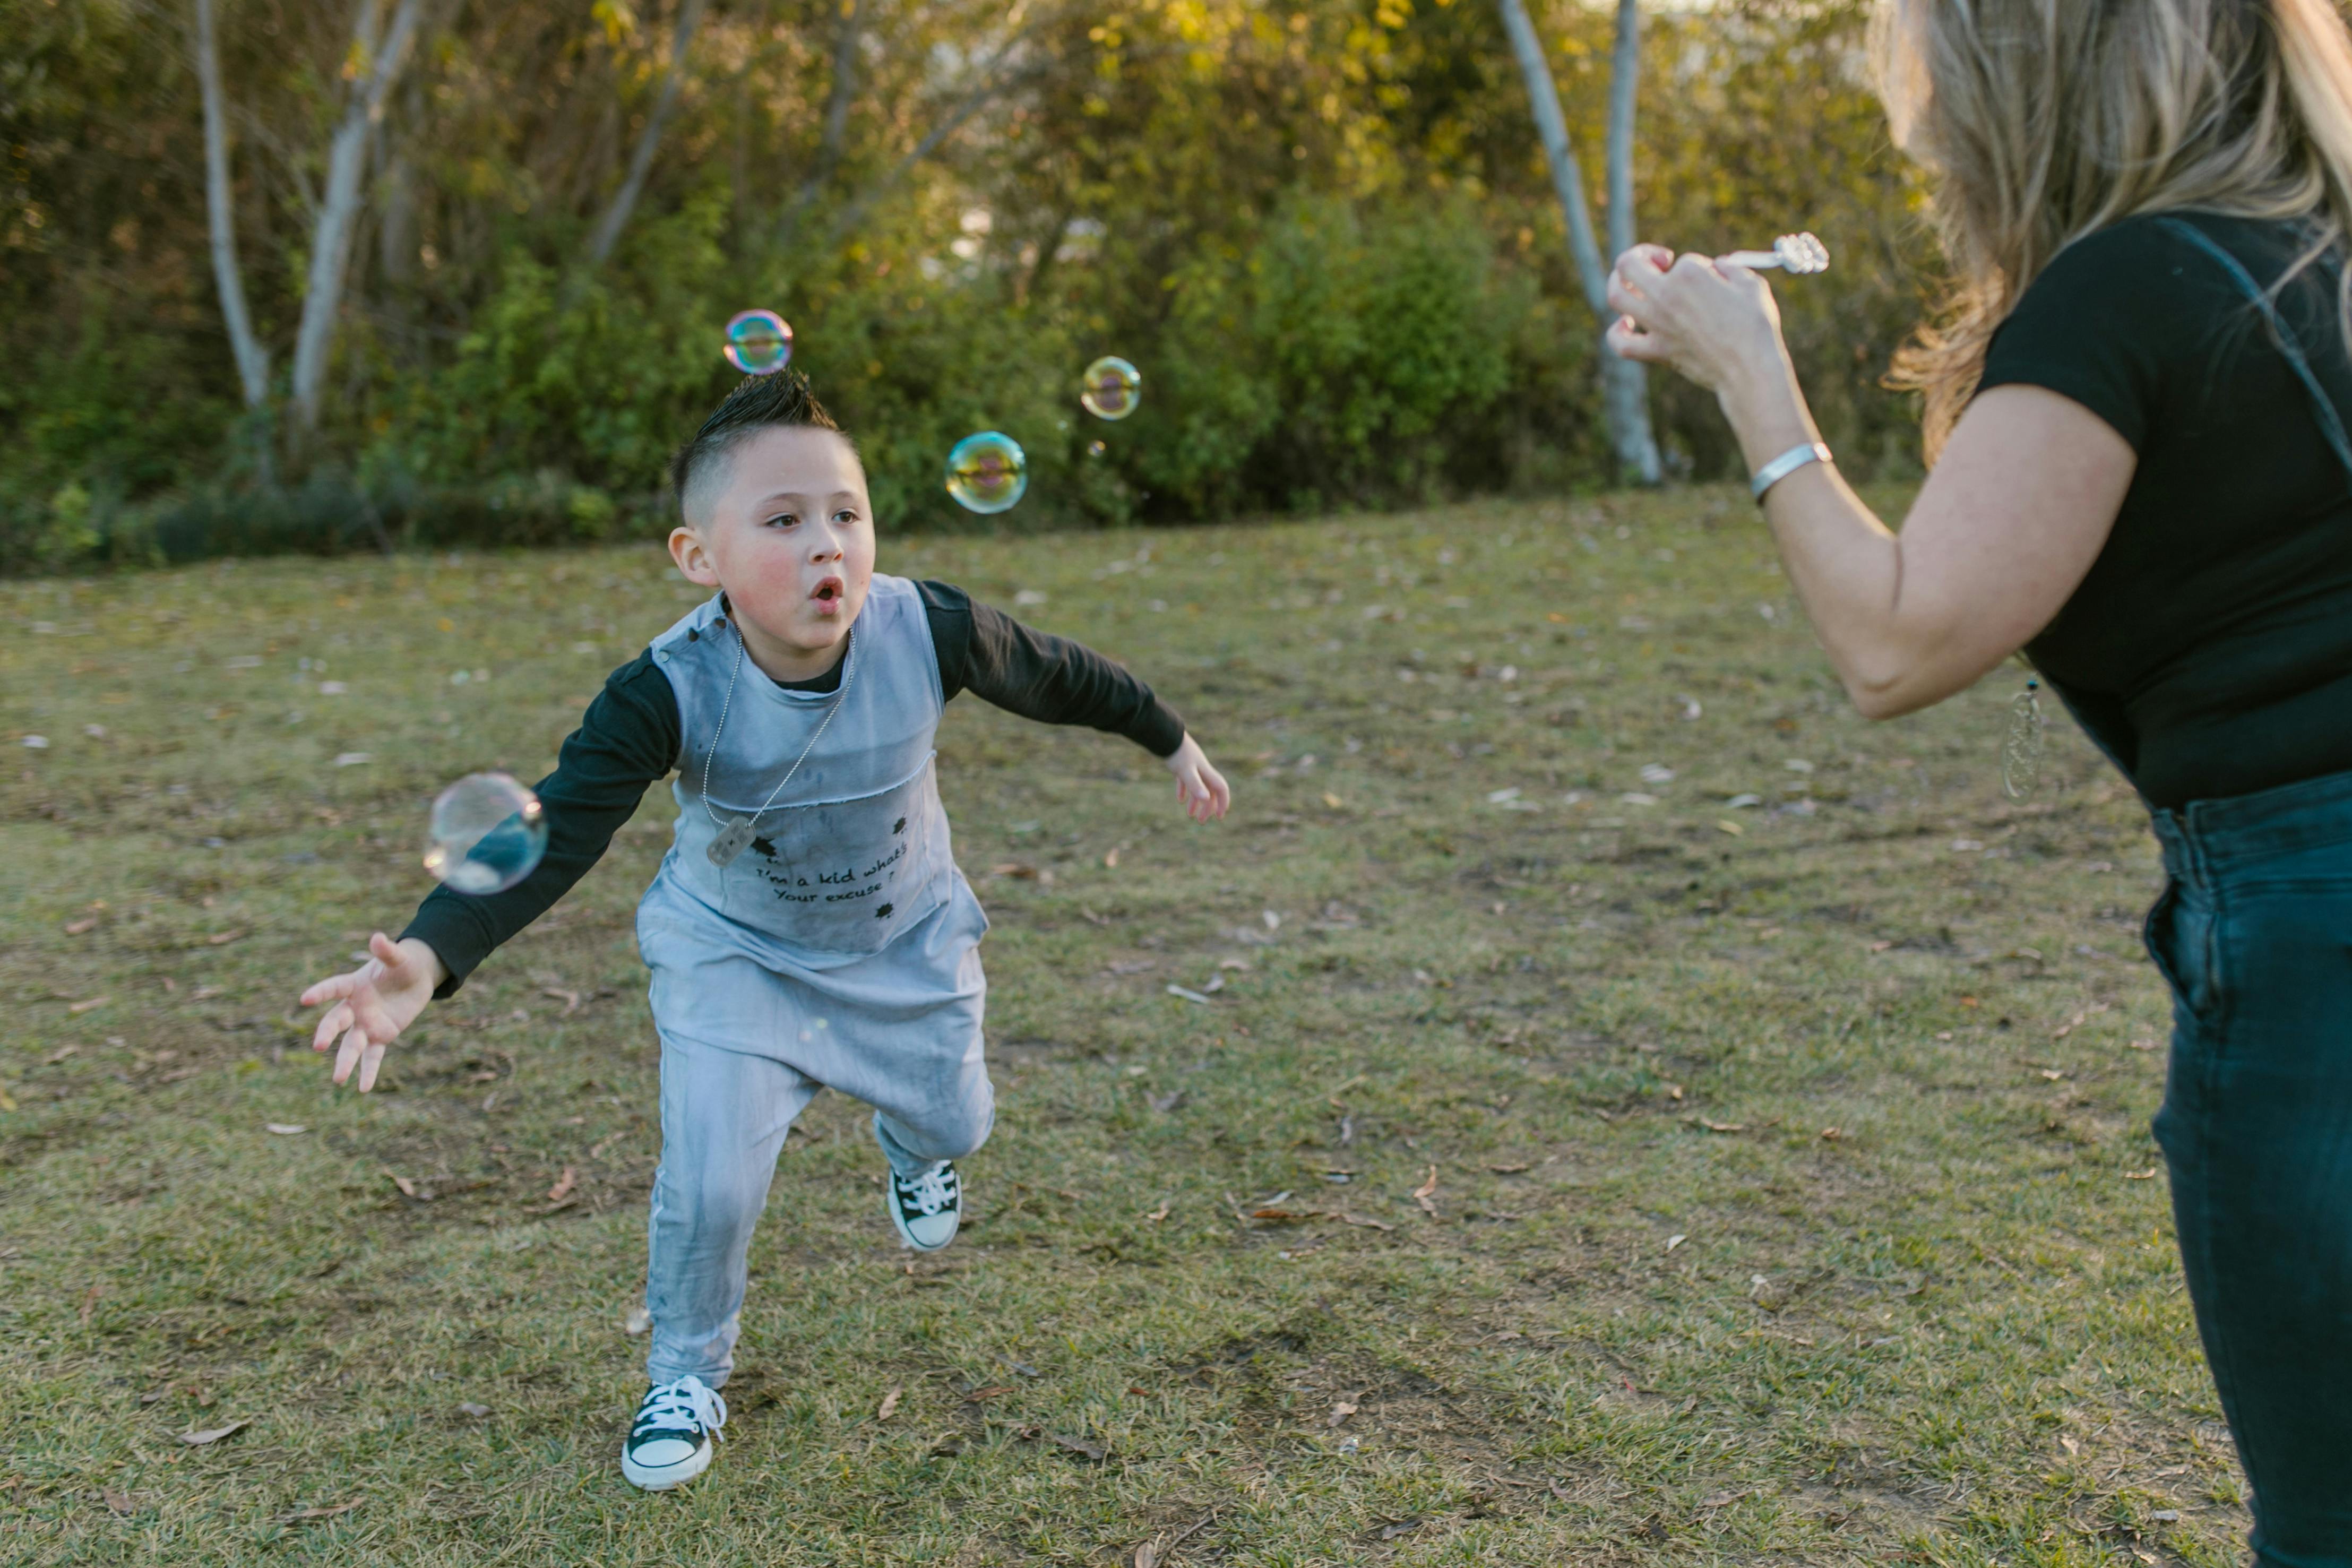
left=1080, top=356, right=1141, bottom=421
left=1087, top=440, right=1107, bottom=458
left=944, top=431, right=1028, bottom=514
left=722, top=309, right=794, bottom=375
left=423, top=772, right=548, bottom=895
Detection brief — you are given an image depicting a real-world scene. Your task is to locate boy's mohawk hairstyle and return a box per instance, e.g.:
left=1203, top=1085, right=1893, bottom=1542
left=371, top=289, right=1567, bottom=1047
left=669, top=367, right=849, bottom=517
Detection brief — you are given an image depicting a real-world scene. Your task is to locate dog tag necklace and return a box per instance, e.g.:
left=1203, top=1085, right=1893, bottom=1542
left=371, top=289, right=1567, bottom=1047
left=2000, top=669, right=2044, bottom=801
left=701, top=619, right=858, bottom=868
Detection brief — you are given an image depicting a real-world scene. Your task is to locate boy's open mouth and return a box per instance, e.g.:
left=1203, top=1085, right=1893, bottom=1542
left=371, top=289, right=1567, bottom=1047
left=811, top=576, right=845, bottom=613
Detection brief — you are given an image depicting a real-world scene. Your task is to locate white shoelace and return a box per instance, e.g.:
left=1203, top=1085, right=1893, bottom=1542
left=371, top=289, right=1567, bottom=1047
left=896, top=1166, right=957, bottom=1217
left=636, top=1375, right=728, bottom=1440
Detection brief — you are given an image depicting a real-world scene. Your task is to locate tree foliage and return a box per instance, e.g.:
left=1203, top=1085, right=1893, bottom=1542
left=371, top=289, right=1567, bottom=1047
left=1, top=0, right=1934, bottom=561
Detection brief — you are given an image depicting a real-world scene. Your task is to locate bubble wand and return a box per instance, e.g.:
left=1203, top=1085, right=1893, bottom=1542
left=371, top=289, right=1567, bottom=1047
left=1718, top=232, right=1830, bottom=274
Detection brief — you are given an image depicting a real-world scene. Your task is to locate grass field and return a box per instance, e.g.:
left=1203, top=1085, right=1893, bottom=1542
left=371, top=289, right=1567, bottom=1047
left=0, top=488, right=2242, bottom=1566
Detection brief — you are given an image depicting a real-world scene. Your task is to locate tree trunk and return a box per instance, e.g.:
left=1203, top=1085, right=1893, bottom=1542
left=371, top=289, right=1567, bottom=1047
left=1495, top=0, right=1660, bottom=485
left=192, top=0, right=269, bottom=411
left=1601, top=0, right=1660, bottom=483
left=583, top=0, right=708, bottom=269
left=776, top=0, right=862, bottom=249
left=289, top=0, right=426, bottom=434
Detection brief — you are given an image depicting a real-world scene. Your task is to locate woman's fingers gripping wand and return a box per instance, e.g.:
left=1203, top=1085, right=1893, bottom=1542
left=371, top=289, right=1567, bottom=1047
left=1604, top=244, right=1679, bottom=366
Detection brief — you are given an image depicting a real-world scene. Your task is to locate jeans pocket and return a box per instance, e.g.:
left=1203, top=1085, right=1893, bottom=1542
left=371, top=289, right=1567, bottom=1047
left=2144, top=878, right=2224, bottom=1030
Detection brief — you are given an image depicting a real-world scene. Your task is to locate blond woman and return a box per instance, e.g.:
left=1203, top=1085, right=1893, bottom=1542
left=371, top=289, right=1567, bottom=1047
left=1607, top=0, right=2352, bottom=1550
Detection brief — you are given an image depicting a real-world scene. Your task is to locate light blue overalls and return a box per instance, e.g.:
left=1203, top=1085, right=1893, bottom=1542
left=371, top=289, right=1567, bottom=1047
left=634, top=574, right=993, bottom=1388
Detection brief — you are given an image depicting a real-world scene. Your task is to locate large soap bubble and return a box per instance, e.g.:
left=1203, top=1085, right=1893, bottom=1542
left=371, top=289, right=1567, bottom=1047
left=723, top=309, right=794, bottom=375
left=424, top=772, right=548, bottom=895
left=1080, top=356, right=1141, bottom=421
left=944, top=432, right=1028, bottom=514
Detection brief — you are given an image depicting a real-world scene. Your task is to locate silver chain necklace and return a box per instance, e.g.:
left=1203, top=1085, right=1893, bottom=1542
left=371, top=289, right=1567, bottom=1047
left=699, top=618, right=858, bottom=867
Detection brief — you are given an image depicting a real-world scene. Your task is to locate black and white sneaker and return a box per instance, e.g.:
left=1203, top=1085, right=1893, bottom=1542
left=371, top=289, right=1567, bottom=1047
left=886, top=1161, right=962, bottom=1252
left=621, top=1375, right=727, bottom=1492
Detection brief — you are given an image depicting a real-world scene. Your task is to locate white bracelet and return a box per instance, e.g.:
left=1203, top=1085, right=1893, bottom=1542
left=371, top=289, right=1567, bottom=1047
left=1750, top=441, right=1832, bottom=503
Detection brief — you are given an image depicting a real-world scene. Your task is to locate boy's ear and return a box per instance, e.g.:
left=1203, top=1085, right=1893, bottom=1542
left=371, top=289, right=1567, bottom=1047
left=668, top=525, right=721, bottom=587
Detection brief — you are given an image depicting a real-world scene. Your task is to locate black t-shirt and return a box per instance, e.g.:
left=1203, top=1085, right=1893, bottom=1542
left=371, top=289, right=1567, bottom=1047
left=400, top=579, right=1186, bottom=994
left=1979, top=210, right=2352, bottom=807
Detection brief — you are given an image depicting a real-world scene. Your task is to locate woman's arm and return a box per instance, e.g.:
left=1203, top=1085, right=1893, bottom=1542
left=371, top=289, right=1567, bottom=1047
left=1605, top=246, right=2136, bottom=718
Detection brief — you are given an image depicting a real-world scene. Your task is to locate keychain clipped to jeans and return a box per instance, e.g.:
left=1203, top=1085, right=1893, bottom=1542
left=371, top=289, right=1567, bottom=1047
left=2000, top=657, right=2043, bottom=801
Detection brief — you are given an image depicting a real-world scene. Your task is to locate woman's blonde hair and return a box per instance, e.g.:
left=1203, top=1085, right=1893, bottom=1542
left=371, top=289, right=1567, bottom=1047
left=1875, top=0, right=2352, bottom=459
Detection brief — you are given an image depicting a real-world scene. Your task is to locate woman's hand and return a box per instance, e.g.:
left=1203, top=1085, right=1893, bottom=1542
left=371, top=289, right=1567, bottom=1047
left=1162, top=734, right=1231, bottom=824
left=1605, top=245, right=1794, bottom=423
left=299, top=933, right=446, bottom=1093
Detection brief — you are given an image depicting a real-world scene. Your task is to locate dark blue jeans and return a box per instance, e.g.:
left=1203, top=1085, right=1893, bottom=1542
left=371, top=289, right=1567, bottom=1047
left=2149, top=769, right=2352, bottom=1564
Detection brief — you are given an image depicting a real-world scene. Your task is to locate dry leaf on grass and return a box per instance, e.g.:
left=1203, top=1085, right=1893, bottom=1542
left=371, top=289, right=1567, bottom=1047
left=1048, top=1432, right=1107, bottom=1461
left=178, top=1418, right=250, bottom=1446
left=65, top=918, right=97, bottom=935
left=964, top=1385, right=1014, bottom=1402
left=67, top=997, right=109, bottom=1014
left=540, top=986, right=581, bottom=1013
left=457, top=1402, right=490, bottom=1418
left=275, top=1499, right=360, bottom=1523
left=1142, top=1202, right=1171, bottom=1222
left=1699, top=1488, right=1748, bottom=1507
left=545, top=1166, right=576, bottom=1204
left=104, top=1489, right=135, bottom=1515
left=1327, top=1399, right=1358, bottom=1427
left=205, top=929, right=247, bottom=946
left=1412, top=1165, right=1440, bottom=1217
left=78, top=1283, right=101, bottom=1326
left=1698, top=1118, right=1745, bottom=1134
left=1336, top=1212, right=1394, bottom=1231
left=1487, top=1162, right=1530, bottom=1174
left=1132, top=1545, right=1158, bottom=1568
left=877, top=1388, right=901, bottom=1420
left=1379, top=1519, right=1422, bottom=1540
left=387, top=1173, right=428, bottom=1200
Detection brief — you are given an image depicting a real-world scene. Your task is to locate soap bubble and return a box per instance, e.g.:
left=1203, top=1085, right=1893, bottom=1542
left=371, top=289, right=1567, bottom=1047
left=722, top=309, right=794, bottom=375
left=944, top=431, right=1028, bottom=514
left=423, top=772, right=548, bottom=895
left=1080, top=356, right=1141, bottom=421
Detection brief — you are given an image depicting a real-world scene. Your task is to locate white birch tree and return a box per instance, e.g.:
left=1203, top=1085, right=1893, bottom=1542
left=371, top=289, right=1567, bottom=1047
left=191, top=0, right=269, bottom=412
left=1496, top=0, right=1662, bottom=485
left=288, top=0, right=426, bottom=434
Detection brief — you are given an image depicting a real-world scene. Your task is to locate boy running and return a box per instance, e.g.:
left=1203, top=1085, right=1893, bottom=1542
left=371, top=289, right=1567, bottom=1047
left=296, top=372, right=1230, bottom=1490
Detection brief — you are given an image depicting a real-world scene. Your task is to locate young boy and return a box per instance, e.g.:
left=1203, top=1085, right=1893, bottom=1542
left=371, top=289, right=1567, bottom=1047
left=297, top=372, right=1230, bottom=1491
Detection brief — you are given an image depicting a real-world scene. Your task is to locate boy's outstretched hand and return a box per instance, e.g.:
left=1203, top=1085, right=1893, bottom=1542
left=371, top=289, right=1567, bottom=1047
left=299, top=933, right=447, bottom=1093
left=1164, top=734, right=1231, bottom=823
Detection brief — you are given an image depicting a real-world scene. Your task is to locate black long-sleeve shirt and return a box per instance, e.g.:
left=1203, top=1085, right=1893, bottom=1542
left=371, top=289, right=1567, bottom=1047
left=401, top=580, right=1185, bottom=995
